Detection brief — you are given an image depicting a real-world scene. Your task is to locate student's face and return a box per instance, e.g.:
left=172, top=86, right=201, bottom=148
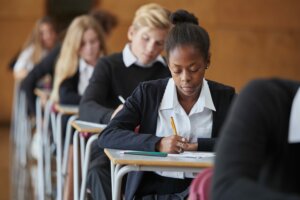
left=168, top=45, right=209, bottom=100
left=40, top=23, right=57, bottom=50
left=79, top=28, right=100, bottom=66
left=128, top=26, right=168, bottom=65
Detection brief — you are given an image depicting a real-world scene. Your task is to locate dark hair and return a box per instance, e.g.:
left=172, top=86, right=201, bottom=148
left=89, top=9, right=118, bottom=36
left=165, top=9, right=210, bottom=61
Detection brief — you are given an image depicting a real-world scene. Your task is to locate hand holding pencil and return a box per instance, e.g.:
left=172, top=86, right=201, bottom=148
left=170, top=116, right=187, bottom=153
left=155, top=116, right=187, bottom=153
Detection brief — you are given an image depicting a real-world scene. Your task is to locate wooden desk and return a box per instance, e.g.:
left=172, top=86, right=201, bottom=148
left=104, top=148, right=214, bottom=200
left=34, top=88, right=52, bottom=200
left=71, top=120, right=105, bottom=132
left=34, top=88, right=51, bottom=99
left=71, top=120, right=107, bottom=200
left=55, top=104, right=79, bottom=115
left=54, top=104, right=79, bottom=200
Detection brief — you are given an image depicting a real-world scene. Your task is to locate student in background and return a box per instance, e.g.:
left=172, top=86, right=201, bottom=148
left=20, top=9, right=118, bottom=116
left=89, top=9, right=118, bottom=39
left=14, top=16, right=58, bottom=80
left=98, top=9, right=235, bottom=200
left=48, top=15, right=107, bottom=200
left=84, top=3, right=172, bottom=199
left=212, top=78, right=300, bottom=200
left=79, top=3, right=171, bottom=124
left=50, top=15, right=106, bottom=105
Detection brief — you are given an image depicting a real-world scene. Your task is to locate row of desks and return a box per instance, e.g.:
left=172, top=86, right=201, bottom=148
left=34, top=88, right=214, bottom=200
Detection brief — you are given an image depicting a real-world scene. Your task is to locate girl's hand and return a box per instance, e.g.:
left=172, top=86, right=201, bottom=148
left=156, top=135, right=188, bottom=153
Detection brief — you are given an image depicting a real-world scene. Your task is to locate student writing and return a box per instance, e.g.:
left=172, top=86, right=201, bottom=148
left=85, top=4, right=172, bottom=200
left=98, top=9, right=235, bottom=200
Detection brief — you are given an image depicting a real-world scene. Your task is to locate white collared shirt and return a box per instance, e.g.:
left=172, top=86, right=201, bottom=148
left=288, top=88, right=300, bottom=143
left=14, top=45, right=48, bottom=72
left=122, top=43, right=166, bottom=68
left=155, top=78, right=216, bottom=179
left=78, top=58, right=94, bottom=95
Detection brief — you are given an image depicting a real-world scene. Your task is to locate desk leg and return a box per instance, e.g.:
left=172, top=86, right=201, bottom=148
left=20, top=92, right=30, bottom=167
left=36, top=97, right=45, bottom=200
left=62, top=115, right=78, bottom=176
left=44, top=100, right=53, bottom=195
left=73, top=131, right=79, bottom=200
left=56, top=113, right=63, bottom=200
left=79, top=135, right=98, bottom=200
left=110, top=161, right=116, bottom=199
left=113, top=166, right=204, bottom=200
left=114, top=164, right=121, bottom=192
left=113, top=165, right=139, bottom=200
left=79, top=136, right=86, bottom=176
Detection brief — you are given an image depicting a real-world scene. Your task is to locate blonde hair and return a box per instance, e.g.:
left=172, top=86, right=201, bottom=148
left=132, top=3, right=171, bottom=30
left=50, top=15, right=107, bottom=102
left=23, top=16, right=56, bottom=64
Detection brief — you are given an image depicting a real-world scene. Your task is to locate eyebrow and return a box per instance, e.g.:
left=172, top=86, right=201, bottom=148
left=173, top=62, right=197, bottom=67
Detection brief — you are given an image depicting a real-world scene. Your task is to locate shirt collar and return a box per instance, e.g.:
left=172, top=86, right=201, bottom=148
left=79, top=58, right=94, bottom=72
left=288, top=87, right=300, bottom=143
left=122, top=43, right=166, bottom=68
left=160, top=78, right=216, bottom=113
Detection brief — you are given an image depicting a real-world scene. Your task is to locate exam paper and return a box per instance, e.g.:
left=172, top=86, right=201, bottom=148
left=168, top=151, right=215, bottom=159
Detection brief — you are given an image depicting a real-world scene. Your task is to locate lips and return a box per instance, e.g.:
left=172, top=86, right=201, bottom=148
left=181, top=86, right=195, bottom=93
left=143, top=54, right=153, bottom=59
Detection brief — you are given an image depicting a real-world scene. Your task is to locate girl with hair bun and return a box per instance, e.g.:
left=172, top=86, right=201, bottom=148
left=98, top=9, right=236, bottom=199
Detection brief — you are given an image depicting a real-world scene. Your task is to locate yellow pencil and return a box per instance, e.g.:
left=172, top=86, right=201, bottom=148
left=170, top=116, right=178, bottom=136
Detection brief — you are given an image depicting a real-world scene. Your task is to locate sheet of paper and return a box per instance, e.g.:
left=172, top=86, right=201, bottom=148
left=119, top=150, right=167, bottom=157
left=168, top=151, right=215, bottom=159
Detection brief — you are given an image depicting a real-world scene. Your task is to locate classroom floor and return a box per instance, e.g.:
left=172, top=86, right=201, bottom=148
left=0, top=126, right=35, bottom=200
left=0, top=126, right=11, bottom=200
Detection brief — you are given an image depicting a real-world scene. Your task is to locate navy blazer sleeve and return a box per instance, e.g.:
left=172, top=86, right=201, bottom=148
left=212, top=79, right=300, bottom=200
left=20, top=44, right=61, bottom=115
left=98, top=83, right=162, bottom=152
left=99, top=79, right=236, bottom=153
left=59, top=71, right=81, bottom=105
left=79, top=57, right=115, bottom=123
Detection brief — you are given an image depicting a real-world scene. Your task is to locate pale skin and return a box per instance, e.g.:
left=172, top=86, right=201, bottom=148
left=156, top=45, right=210, bottom=154
left=14, top=69, right=28, bottom=81
left=111, top=25, right=169, bottom=119
left=13, top=22, right=57, bottom=81
left=64, top=28, right=101, bottom=200
left=78, top=28, right=101, bottom=66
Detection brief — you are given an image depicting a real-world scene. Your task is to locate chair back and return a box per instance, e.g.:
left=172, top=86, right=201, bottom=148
left=189, top=168, right=213, bottom=200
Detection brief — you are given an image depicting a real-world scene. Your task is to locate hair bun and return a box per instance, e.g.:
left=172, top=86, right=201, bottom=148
left=170, top=9, right=199, bottom=26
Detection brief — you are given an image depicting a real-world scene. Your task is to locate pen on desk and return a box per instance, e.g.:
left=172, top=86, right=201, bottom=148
left=170, top=116, right=178, bottom=136
left=118, top=95, right=125, bottom=104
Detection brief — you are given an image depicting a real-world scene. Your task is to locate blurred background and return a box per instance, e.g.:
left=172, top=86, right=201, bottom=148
left=0, top=0, right=300, bottom=199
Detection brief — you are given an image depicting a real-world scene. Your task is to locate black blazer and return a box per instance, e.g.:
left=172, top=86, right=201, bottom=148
left=98, top=78, right=235, bottom=199
left=21, top=44, right=61, bottom=115
left=59, top=69, right=81, bottom=105
left=212, top=79, right=300, bottom=200
left=79, top=53, right=171, bottom=124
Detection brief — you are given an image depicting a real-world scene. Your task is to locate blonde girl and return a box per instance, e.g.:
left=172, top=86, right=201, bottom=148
left=14, top=16, right=58, bottom=80
left=50, top=15, right=106, bottom=104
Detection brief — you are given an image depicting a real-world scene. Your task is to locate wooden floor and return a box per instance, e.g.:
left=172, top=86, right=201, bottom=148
left=0, top=126, right=10, bottom=200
